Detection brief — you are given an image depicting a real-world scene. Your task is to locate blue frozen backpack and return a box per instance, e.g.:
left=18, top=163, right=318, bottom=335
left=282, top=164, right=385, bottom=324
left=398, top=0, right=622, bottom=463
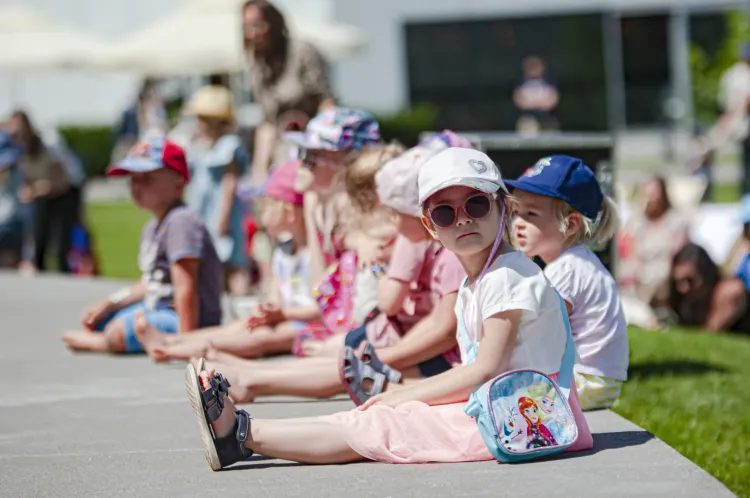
left=462, top=295, right=579, bottom=463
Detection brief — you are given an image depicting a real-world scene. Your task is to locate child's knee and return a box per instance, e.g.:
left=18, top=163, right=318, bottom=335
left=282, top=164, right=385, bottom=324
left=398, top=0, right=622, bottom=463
left=103, top=321, right=127, bottom=353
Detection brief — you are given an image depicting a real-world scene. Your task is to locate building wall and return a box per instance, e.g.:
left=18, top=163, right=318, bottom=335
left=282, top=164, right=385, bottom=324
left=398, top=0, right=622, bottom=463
left=332, top=0, right=746, bottom=114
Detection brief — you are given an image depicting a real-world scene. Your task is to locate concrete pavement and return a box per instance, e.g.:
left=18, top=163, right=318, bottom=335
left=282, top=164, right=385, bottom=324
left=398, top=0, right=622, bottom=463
left=0, top=273, right=735, bottom=497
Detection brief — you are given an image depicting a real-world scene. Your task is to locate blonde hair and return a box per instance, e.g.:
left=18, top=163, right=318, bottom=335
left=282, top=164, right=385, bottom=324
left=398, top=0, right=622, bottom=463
left=336, top=143, right=404, bottom=243
left=554, top=195, right=619, bottom=247
left=344, top=142, right=405, bottom=214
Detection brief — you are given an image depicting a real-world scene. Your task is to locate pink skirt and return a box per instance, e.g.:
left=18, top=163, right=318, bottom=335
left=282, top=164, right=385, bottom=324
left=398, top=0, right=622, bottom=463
left=318, top=373, right=594, bottom=464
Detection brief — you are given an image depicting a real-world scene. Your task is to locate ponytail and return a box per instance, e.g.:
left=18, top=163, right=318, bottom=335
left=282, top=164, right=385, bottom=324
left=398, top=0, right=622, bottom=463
left=590, top=195, right=620, bottom=246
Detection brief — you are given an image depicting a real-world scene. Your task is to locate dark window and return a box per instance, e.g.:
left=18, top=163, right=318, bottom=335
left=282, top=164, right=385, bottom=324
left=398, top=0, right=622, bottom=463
left=405, top=14, right=607, bottom=132
left=620, top=15, right=670, bottom=127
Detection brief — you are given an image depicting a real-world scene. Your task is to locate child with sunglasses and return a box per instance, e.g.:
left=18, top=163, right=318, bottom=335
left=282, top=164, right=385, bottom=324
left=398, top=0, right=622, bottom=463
left=183, top=147, right=592, bottom=470
left=508, top=155, right=628, bottom=410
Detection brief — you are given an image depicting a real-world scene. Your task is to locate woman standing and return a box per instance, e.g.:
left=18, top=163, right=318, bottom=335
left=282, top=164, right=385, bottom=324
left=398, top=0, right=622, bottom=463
left=4, top=111, right=72, bottom=274
left=183, top=85, right=250, bottom=295
left=242, top=0, right=336, bottom=180
left=241, top=0, right=336, bottom=291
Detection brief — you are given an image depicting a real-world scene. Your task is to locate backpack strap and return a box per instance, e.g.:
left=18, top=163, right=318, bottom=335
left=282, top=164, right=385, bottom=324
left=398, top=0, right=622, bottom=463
left=555, top=294, right=577, bottom=401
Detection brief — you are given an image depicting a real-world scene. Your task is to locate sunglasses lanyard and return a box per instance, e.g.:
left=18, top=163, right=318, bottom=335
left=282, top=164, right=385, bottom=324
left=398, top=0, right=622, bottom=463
left=467, top=200, right=506, bottom=342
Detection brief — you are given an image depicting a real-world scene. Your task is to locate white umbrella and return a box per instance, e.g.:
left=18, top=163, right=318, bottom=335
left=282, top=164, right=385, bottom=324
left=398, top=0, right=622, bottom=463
left=96, top=0, right=365, bottom=76
left=0, top=6, right=108, bottom=71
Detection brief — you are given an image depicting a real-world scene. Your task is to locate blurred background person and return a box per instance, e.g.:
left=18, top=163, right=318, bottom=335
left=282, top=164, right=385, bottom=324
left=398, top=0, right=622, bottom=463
left=618, top=175, right=690, bottom=310
left=242, top=0, right=336, bottom=183
left=0, top=130, right=24, bottom=268
left=112, top=79, right=168, bottom=162
left=4, top=110, right=72, bottom=274
left=715, top=43, right=750, bottom=195
left=513, top=56, right=560, bottom=135
left=241, top=0, right=337, bottom=293
left=669, top=243, right=750, bottom=333
left=183, top=85, right=251, bottom=296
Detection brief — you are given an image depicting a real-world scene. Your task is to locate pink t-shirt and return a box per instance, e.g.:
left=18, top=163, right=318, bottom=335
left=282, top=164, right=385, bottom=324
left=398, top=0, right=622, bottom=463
left=366, top=236, right=466, bottom=348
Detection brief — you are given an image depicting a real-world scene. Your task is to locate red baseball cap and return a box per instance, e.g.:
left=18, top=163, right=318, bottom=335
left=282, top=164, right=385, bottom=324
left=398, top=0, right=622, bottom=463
left=107, top=137, right=189, bottom=182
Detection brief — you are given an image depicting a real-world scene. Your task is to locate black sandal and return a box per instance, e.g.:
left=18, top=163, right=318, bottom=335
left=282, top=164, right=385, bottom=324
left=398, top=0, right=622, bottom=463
left=184, top=360, right=254, bottom=470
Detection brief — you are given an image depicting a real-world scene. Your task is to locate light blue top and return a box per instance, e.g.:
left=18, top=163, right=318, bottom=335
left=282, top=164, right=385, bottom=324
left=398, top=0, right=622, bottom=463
left=185, top=134, right=250, bottom=268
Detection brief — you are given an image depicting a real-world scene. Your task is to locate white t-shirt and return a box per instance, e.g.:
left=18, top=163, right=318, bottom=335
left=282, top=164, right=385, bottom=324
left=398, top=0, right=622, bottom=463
left=544, top=245, right=629, bottom=381
left=271, top=244, right=316, bottom=309
left=456, top=250, right=567, bottom=375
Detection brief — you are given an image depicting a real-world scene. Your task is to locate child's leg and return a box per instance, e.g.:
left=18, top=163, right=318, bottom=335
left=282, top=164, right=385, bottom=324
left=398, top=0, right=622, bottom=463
left=163, top=320, right=247, bottom=345
left=199, top=356, right=346, bottom=402
left=204, top=348, right=333, bottom=369
left=136, top=318, right=244, bottom=362
left=199, top=369, right=362, bottom=464
left=198, top=355, right=421, bottom=402
left=142, top=321, right=299, bottom=362
left=209, top=321, right=299, bottom=358
left=61, top=329, right=113, bottom=352
left=574, top=371, right=624, bottom=411
left=62, top=303, right=144, bottom=353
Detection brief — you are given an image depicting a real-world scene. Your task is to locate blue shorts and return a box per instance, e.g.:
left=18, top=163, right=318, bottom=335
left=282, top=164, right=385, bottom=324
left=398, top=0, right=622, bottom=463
left=96, top=301, right=179, bottom=353
left=343, top=324, right=452, bottom=378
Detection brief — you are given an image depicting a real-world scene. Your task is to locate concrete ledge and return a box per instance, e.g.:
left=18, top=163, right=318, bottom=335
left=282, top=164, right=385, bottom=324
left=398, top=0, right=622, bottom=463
left=0, top=274, right=735, bottom=497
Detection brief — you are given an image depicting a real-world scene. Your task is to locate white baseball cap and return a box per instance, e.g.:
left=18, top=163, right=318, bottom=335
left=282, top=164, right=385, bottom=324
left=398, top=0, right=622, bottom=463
left=376, top=146, right=437, bottom=217
left=417, top=147, right=508, bottom=206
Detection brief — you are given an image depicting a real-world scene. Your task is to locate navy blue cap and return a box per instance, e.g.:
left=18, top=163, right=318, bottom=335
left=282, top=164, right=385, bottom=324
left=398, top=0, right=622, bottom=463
left=504, top=155, right=603, bottom=220
left=0, top=131, right=21, bottom=171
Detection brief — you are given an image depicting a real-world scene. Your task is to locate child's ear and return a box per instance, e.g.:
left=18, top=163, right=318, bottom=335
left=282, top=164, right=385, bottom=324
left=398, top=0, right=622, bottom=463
left=566, top=213, right=582, bottom=237
left=420, top=216, right=439, bottom=240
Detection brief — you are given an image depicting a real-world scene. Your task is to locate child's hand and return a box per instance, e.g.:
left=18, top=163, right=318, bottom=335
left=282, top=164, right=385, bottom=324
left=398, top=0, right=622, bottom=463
left=246, top=307, right=268, bottom=330
left=358, top=387, right=411, bottom=411
left=356, top=239, right=389, bottom=270
left=246, top=303, right=285, bottom=329
left=258, top=303, right=285, bottom=326
left=81, top=300, right=112, bottom=331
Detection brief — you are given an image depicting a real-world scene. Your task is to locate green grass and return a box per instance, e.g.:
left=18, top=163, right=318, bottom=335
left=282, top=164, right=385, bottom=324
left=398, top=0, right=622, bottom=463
left=712, top=183, right=741, bottom=203
left=85, top=201, right=750, bottom=495
left=615, top=328, right=750, bottom=497
left=87, top=201, right=149, bottom=280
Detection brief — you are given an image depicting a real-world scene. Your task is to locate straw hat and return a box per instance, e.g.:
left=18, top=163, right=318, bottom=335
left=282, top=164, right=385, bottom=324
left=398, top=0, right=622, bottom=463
left=185, top=85, right=236, bottom=122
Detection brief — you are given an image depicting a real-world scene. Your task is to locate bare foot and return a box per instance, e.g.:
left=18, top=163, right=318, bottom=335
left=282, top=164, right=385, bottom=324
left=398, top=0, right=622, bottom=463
left=133, top=312, right=169, bottom=362
left=61, top=331, right=108, bottom=352
left=199, top=369, right=237, bottom=438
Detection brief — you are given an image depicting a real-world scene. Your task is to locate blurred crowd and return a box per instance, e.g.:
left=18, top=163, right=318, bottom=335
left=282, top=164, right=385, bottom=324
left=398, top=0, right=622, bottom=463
left=1, top=0, right=749, bottom=339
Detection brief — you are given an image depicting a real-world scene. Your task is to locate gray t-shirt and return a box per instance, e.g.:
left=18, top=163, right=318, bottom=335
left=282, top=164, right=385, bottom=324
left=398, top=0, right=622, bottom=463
left=138, top=205, right=223, bottom=327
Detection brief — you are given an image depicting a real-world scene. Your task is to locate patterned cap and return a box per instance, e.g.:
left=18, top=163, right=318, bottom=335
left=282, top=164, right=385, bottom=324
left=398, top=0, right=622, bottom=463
left=419, top=130, right=474, bottom=151
left=284, top=107, right=380, bottom=152
left=107, top=136, right=189, bottom=182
